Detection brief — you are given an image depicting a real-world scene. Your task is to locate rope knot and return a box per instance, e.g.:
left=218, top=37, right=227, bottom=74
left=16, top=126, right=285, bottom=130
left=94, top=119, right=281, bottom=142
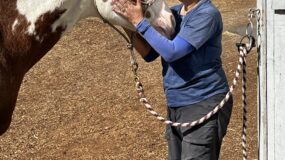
left=131, top=62, right=139, bottom=73
left=127, top=43, right=133, bottom=49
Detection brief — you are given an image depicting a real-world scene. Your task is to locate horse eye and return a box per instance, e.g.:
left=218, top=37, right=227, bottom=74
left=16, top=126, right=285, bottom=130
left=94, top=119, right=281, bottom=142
left=145, top=11, right=151, bottom=18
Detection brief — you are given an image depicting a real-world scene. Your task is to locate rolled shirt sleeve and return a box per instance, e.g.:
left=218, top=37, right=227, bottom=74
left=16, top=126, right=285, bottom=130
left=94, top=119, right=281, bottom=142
left=178, top=13, right=218, bottom=50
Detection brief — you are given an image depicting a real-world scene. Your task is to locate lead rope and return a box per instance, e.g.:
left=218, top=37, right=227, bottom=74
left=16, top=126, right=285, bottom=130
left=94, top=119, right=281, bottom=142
left=128, top=9, right=260, bottom=160
left=97, top=8, right=260, bottom=160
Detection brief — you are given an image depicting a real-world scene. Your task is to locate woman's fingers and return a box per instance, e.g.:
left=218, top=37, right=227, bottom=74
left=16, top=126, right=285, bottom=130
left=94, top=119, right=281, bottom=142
left=112, top=0, right=129, bottom=8
left=112, top=0, right=144, bottom=26
left=112, top=0, right=125, bottom=9
left=112, top=0, right=127, bottom=16
left=112, top=7, right=126, bottom=17
left=112, top=0, right=128, bottom=12
left=135, top=0, right=142, bottom=7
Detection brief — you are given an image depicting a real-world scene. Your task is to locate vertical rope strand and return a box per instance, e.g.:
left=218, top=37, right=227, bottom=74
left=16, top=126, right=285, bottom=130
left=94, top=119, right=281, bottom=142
left=241, top=48, right=248, bottom=160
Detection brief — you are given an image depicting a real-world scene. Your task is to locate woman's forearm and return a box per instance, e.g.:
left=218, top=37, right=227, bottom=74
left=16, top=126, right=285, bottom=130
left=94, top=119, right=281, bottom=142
left=136, top=19, right=194, bottom=63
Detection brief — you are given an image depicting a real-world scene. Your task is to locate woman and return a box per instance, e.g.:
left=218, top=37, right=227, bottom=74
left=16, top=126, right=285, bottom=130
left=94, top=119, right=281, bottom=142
left=112, top=0, right=233, bottom=159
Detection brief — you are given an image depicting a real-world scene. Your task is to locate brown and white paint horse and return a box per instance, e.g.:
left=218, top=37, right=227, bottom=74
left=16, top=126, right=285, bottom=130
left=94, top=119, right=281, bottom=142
left=0, top=0, right=175, bottom=135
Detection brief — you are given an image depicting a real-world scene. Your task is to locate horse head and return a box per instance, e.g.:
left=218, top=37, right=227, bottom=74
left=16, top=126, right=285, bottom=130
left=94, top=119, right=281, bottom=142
left=95, top=0, right=176, bottom=38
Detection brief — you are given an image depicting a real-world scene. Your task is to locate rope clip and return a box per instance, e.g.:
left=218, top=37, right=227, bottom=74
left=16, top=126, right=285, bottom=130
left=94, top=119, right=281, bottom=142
left=236, top=8, right=260, bottom=54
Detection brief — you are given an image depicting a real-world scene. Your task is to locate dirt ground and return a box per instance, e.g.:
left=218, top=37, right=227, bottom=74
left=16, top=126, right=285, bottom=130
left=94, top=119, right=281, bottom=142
left=0, top=0, right=258, bottom=159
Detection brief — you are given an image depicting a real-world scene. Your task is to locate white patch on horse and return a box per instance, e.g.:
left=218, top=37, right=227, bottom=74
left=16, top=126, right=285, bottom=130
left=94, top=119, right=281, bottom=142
left=16, top=0, right=64, bottom=35
left=12, top=19, right=19, bottom=32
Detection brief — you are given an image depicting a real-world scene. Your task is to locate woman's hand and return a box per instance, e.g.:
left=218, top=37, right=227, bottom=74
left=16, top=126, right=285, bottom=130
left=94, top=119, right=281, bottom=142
left=112, top=0, right=144, bottom=27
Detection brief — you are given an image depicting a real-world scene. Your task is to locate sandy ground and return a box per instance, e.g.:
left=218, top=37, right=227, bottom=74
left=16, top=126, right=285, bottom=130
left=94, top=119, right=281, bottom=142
left=0, top=0, right=258, bottom=159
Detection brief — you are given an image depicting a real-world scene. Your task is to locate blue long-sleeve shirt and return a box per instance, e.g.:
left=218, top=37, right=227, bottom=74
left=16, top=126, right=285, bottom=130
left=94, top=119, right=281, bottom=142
left=136, top=0, right=229, bottom=107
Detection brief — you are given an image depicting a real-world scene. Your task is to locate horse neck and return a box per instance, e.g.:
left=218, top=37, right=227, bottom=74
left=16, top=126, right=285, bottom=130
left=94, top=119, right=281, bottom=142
left=78, top=0, right=101, bottom=19
left=0, top=50, right=24, bottom=135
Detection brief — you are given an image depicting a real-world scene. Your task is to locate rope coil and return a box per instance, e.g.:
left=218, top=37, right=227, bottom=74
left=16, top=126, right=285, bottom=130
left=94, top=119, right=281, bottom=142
left=130, top=45, right=250, bottom=128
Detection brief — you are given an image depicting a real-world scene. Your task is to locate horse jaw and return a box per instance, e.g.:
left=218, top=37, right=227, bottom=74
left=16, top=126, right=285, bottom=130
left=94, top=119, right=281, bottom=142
left=144, top=0, right=175, bottom=38
left=94, top=0, right=135, bottom=30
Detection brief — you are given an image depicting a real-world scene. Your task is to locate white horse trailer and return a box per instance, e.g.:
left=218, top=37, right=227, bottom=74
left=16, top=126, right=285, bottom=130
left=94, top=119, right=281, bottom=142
left=257, top=0, right=285, bottom=159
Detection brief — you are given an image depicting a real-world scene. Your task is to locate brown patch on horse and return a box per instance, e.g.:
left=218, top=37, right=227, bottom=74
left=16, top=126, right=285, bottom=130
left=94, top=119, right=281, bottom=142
left=24, top=9, right=67, bottom=70
left=1, top=0, right=30, bottom=55
left=2, top=11, right=66, bottom=71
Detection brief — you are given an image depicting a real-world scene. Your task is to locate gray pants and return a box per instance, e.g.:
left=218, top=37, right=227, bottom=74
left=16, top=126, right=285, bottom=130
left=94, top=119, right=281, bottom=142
left=165, top=94, right=233, bottom=160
